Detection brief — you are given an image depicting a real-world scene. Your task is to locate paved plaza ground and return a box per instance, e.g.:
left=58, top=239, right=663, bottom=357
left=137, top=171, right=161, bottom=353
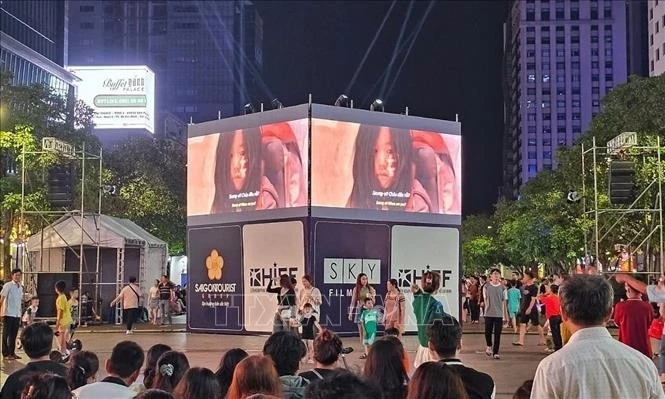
left=1, top=322, right=552, bottom=398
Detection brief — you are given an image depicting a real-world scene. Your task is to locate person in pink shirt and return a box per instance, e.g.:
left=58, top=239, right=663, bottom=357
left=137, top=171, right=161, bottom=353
left=384, top=279, right=405, bottom=336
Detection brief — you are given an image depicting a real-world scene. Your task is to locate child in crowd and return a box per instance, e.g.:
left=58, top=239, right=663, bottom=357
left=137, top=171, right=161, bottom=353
left=55, top=280, right=73, bottom=354
left=22, top=296, right=40, bottom=326
left=69, top=288, right=80, bottom=327
left=538, top=284, right=562, bottom=352
left=506, top=281, right=521, bottom=333
left=299, top=303, right=321, bottom=364
left=359, top=298, right=380, bottom=359
left=17, top=296, right=40, bottom=350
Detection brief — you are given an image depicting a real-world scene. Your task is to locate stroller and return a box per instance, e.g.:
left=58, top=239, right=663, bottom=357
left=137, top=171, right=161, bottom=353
left=50, top=323, right=83, bottom=363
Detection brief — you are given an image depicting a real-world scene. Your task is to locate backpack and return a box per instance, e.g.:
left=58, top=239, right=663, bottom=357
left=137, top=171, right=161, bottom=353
left=424, top=297, right=447, bottom=325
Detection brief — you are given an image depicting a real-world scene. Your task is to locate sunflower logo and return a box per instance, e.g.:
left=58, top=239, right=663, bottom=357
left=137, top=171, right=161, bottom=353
left=206, top=249, right=224, bottom=280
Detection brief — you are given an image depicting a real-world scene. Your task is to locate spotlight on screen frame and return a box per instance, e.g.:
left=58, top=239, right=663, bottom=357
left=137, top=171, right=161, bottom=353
left=334, top=94, right=350, bottom=107
left=370, top=99, right=384, bottom=112
left=243, top=103, right=255, bottom=115
left=271, top=98, right=284, bottom=109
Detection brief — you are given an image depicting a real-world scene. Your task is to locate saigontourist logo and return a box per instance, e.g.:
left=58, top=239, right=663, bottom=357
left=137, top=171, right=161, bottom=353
left=195, top=249, right=236, bottom=298
left=206, top=249, right=224, bottom=280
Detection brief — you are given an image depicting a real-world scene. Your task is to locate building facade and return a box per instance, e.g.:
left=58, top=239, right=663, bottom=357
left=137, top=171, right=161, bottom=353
left=0, top=0, right=78, bottom=98
left=67, top=0, right=263, bottom=139
left=503, top=0, right=630, bottom=197
left=649, top=0, right=665, bottom=76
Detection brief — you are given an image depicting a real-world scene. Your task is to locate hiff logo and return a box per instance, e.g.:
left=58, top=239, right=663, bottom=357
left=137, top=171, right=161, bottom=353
left=206, top=249, right=224, bottom=281
left=249, top=262, right=299, bottom=287
left=396, top=265, right=453, bottom=289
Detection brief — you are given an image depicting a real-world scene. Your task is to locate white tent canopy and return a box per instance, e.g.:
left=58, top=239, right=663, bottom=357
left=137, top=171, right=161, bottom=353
left=26, top=213, right=168, bottom=324
left=26, top=213, right=167, bottom=251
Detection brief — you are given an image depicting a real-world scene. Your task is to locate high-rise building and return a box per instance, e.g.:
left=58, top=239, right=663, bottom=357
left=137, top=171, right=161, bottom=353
left=626, top=0, right=649, bottom=77
left=649, top=0, right=665, bottom=76
left=503, top=0, right=630, bottom=197
left=67, top=1, right=263, bottom=139
left=0, top=0, right=78, bottom=99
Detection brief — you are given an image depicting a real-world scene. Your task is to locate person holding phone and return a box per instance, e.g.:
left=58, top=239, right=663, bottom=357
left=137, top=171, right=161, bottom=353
left=267, top=274, right=297, bottom=333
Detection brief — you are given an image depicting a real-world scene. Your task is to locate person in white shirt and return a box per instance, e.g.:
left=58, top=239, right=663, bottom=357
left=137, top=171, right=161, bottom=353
left=1, top=268, right=25, bottom=360
left=148, top=279, right=160, bottom=325
left=73, top=340, right=144, bottom=399
left=110, top=276, right=143, bottom=335
left=531, top=275, right=664, bottom=399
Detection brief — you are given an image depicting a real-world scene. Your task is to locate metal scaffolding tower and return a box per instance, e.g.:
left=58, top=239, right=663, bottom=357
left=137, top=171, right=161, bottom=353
left=19, top=138, right=104, bottom=324
left=582, top=135, right=664, bottom=275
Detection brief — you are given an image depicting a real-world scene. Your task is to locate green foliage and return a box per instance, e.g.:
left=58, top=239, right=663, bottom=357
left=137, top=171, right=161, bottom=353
left=103, top=138, right=186, bottom=255
left=463, top=74, right=665, bottom=274
left=0, top=70, right=96, bottom=276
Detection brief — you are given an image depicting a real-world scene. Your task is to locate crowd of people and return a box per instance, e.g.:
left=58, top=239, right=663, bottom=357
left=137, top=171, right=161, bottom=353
left=4, top=266, right=665, bottom=398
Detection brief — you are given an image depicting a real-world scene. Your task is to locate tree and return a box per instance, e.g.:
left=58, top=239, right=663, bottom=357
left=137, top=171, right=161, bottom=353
left=0, top=71, right=97, bottom=277
left=466, top=74, right=665, bottom=276
left=102, top=137, right=186, bottom=255
left=461, top=214, right=500, bottom=274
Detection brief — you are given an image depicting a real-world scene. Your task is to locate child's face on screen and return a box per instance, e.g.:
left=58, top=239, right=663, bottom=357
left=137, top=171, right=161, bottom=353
left=373, top=128, right=397, bottom=189
left=230, top=130, right=249, bottom=191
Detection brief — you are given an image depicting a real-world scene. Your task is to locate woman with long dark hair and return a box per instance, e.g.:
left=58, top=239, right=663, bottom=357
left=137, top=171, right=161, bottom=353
left=173, top=367, right=221, bottom=399
left=152, top=351, right=190, bottom=393
left=363, top=338, right=408, bottom=399
left=211, top=128, right=264, bottom=213
left=67, top=350, right=99, bottom=390
left=298, top=275, right=322, bottom=316
left=347, top=125, right=431, bottom=212
left=142, top=344, right=173, bottom=391
left=267, top=274, right=298, bottom=333
left=406, top=362, right=469, bottom=399
left=348, top=273, right=376, bottom=348
left=215, top=348, right=249, bottom=398
left=384, top=279, right=405, bottom=336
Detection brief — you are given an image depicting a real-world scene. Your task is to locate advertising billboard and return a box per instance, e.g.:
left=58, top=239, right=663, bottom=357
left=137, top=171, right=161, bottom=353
left=68, top=66, right=155, bottom=133
left=312, top=221, right=391, bottom=334
left=187, top=225, right=244, bottom=332
left=242, top=221, right=305, bottom=333
left=311, top=104, right=462, bottom=225
left=390, top=225, right=460, bottom=330
left=188, top=105, right=309, bottom=225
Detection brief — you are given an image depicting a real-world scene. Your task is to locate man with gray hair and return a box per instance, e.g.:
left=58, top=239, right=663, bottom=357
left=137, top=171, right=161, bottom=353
left=531, top=275, right=663, bottom=399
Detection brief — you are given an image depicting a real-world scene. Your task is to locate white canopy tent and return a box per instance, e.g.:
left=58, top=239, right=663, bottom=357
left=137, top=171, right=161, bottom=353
left=26, top=213, right=168, bottom=323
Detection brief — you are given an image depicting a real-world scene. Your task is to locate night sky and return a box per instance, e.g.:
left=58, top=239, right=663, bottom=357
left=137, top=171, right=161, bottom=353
left=254, top=1, right=509, bottom=215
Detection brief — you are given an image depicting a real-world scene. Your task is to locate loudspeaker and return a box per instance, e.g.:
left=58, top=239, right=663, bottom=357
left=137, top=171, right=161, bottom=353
left=36, top=273, right=79, bottom=318
left=609, top=160, right=635, bottom=205
left=47, top=164, right=74, bottom=209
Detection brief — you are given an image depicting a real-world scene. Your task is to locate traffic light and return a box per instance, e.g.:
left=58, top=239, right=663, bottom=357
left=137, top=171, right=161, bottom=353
left=47, top=164, right=74, bottom=208
left=608, top=160, right=635, bottom=205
